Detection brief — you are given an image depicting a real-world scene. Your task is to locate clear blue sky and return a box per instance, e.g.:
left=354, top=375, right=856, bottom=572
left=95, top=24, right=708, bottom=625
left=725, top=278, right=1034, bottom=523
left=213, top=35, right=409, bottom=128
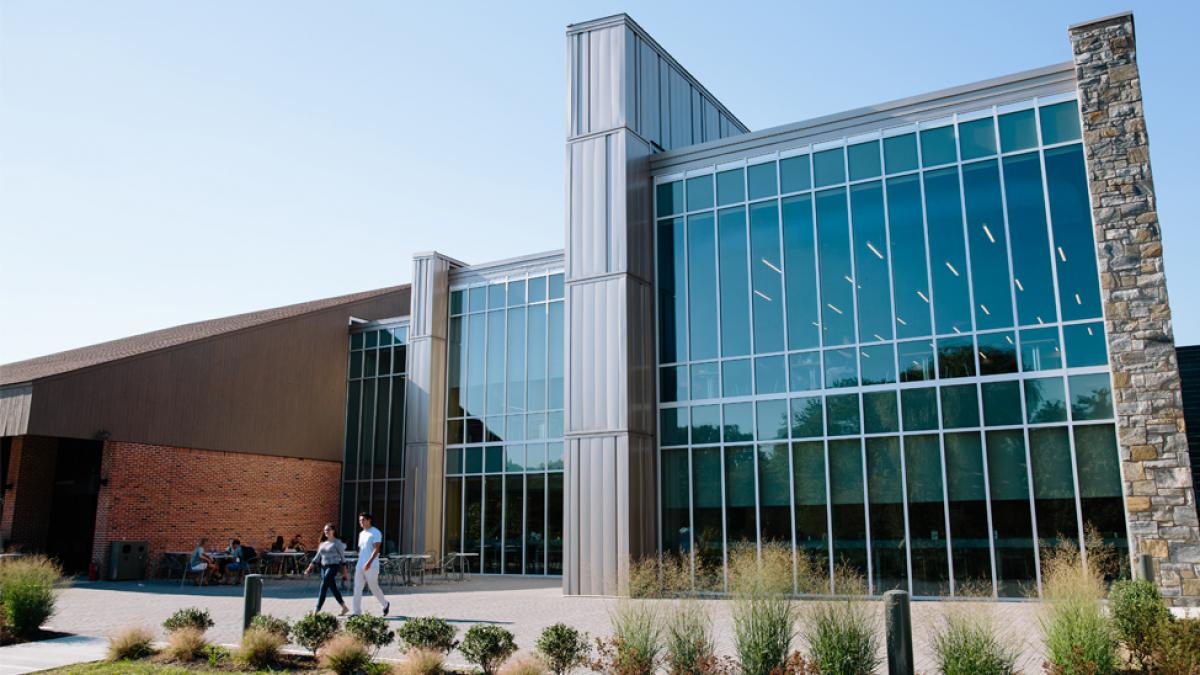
left=1, top=1, right=1197, bottom=364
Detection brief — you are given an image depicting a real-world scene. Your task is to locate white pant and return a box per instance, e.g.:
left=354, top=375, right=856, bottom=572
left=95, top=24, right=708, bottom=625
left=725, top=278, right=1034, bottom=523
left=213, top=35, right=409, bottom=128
left=352, top=563, right=388, bottom=615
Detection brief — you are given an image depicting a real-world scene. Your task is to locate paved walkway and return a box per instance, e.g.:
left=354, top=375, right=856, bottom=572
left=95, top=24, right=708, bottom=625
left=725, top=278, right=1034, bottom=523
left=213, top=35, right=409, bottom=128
left=0, top=635, right=108, bottom=674
left=40, top=576, right=1047, bottom=672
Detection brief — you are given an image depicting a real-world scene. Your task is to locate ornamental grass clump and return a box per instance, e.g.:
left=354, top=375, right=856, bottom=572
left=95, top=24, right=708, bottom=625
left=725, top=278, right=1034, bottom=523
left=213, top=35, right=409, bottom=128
left=626, top=553, right=692, bottom=598
left=592, top=599, right=662, bottom=674
left=728, top=544, right=799, bottom=675
left=537, top=622, right=590, bottom=674
left=499, top=652, right=550, bottom=675
left=398, top=616, right=459, bottom=654
left=802, top=567, right=879, bottom=675
left=163, top=626, right=208, bottom=662
left=236, top=626, right=285, bottom=669
left=107, top=625, right=156, bottom=661
left=396, top=647, right=447, bottom=675
left=930, top=609, right=1018, bottom=675
left=663, top=599, right=717, bottom=675
left=461, top=624, right=519, bottom=674
left=0, top=555, right=65, bottom=639
left=1039, top=536, right=1118, bottom=675
left=319, top=633, right=373, bottom=675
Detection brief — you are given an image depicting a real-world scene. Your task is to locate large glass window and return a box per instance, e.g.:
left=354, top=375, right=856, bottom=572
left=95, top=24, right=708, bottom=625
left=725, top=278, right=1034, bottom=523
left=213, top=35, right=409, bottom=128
left=905, top=434, right=949, bottom=596
left=829, top=439, right=868, bottom=587
left=867, top=437, right=907, bottom=593
left=342, top=324, right=408, bottom=552
left=444, top=272, right=564, bottom=575
left=653, top=98, right=1121, bottom=595
left=986, top=430, right=1037, bottom=597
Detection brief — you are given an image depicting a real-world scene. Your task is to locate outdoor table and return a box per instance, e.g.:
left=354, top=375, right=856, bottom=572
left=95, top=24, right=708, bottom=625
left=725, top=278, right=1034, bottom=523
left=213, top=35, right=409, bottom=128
left=401, top=554, right=431, bottom=585
left=161, top=551, right=193, bottom=580
left=445, top=552, right=478, bottom=581
left=266, top=551, right=306, bottom=578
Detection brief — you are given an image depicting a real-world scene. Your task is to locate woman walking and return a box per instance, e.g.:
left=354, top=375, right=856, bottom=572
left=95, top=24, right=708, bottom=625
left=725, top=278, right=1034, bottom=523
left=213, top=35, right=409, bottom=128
left=304, top=523, right=349, bottom=615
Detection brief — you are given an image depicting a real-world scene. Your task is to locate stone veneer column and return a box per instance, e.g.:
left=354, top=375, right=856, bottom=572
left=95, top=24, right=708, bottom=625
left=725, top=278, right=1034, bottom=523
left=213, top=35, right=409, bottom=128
left=402, top=252, right=457, bottom=559
left=1070, top=12, right=1200, bottom=604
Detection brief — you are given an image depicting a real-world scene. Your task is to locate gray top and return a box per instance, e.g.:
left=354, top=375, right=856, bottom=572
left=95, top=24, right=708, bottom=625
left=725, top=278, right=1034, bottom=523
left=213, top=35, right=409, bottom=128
left=311, top=538, right=346, bottom=566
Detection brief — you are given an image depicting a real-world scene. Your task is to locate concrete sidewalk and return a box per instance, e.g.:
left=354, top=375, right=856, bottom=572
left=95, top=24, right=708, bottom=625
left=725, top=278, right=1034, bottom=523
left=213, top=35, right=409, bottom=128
left=0, top=635, right=108, bottom=674
left=42, top=576, right=1048, bottom=673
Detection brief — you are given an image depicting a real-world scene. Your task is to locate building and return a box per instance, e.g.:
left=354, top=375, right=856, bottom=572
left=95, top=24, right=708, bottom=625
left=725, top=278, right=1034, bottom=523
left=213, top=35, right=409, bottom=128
left=2, top=11, right=1198, bottom=603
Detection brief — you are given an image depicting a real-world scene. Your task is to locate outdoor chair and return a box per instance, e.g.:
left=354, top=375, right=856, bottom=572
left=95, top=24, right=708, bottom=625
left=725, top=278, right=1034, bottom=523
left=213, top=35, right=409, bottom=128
left=181, top=561, right=208, bottom=587
left=157, top=552, right=186, bottom=580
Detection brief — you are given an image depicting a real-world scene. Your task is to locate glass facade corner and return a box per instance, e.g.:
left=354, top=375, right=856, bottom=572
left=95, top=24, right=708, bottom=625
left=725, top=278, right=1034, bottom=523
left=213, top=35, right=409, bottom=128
left=654, top=98, right=1129, bottom=597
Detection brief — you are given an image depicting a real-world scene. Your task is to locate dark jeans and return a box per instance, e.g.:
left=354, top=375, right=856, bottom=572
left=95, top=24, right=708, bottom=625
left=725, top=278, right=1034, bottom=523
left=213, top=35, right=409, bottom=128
left=316, top=564, right=345, bottom=611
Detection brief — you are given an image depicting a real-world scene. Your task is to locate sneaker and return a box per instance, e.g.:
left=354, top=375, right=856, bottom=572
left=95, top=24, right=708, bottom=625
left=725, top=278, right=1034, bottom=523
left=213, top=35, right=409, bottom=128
left=339, top=606, right=349, bottom=616
left=383, top=603, right=390, bottom=616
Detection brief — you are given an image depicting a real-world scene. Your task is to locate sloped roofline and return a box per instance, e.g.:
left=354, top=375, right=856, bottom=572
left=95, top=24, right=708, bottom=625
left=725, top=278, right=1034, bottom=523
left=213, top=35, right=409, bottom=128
left=0, top=284, right=410, bottom=387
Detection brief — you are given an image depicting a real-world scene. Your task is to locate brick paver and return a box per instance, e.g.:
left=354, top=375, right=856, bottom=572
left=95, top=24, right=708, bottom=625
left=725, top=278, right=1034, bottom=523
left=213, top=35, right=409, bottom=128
left=44, top=576, right=1046, bottom=672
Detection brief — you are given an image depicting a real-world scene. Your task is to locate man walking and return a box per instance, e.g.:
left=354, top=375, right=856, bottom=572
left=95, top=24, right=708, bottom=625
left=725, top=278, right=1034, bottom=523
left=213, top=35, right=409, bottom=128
left=351, top=511, right=390, bottom=617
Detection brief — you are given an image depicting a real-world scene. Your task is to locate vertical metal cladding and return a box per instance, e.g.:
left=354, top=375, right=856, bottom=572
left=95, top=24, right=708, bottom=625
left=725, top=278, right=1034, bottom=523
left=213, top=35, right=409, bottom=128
left=564, top=14, right=745, bottom=595
left=403, top=253, right=456, bottom=558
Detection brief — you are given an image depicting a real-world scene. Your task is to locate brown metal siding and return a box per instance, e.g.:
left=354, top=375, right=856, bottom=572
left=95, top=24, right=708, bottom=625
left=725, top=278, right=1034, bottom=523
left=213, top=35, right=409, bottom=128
left=25, top=289, right=408, bottom=462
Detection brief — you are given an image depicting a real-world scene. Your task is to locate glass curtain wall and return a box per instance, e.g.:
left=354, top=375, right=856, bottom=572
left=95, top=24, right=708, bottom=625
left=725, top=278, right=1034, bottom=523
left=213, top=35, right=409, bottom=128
left=341, top=323, right=408, bottom=555
left=655, top=98, right=1128, bottom=597
left=444, top=271, right=566, bottom=574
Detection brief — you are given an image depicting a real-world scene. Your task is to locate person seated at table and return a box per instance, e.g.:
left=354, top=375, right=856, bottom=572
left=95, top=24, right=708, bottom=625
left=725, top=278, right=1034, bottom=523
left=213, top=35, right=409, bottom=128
left=223, top=539, right=246, bottom=584
left=270, top=535, right=285, bottom=552
left=287, top=534, right=306, bottom=552
left=189, top=538, right=218, bottom=585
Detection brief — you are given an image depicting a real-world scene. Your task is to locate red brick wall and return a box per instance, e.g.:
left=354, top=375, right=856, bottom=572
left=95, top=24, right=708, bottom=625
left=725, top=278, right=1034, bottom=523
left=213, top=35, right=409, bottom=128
left=92, top=441, right=341, bottom=577
left=0, top=435, right=58, bottom=551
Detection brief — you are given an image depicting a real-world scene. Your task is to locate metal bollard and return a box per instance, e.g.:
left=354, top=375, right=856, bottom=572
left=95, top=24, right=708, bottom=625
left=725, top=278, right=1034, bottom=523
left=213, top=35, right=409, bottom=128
left=243, top=574, right=263, bottom=631
left=1137, top=553, right=1155, bottom=583
left=884, top=589, right=914, bottom=675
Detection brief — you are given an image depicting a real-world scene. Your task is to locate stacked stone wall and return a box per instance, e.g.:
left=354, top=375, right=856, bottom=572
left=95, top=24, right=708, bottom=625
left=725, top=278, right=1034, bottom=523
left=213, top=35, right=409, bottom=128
left=1070, top=12, right=1200, bottom=603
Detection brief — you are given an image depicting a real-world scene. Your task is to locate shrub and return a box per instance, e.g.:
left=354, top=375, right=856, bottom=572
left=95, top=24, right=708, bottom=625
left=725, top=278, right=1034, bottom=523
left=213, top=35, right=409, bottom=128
left=537, top=622, right=591, bottom=674
left=1040, top=539, right=1118, bottom=675
left=204, top=643, right=230, bottom=668
left=664, top=600, right=716, bottom=675
left=237, top=627, right=285, bottom=669
left=802, top=599, right=880, bottom=675
left=320, top=633, right=373, bottom=675
left=293, top=610, right=341, bottom=654
left=163, top=626, right=207, bottom=662
left=162, top=607, right=214, bottom=634
left=499, top=653, right=550, bottom=675
left=931, top=611, right=1017, bottom=675
left=248, top=613, right=291, bottom=641
left=728, top=545, right=798, bottom=675
left=0, top=556, right=63, bottom=639
left=397, top=647, right=447, bottom=675
left=461, top=624, right=519, bottom=674
left=1150, top=618, right=1200, bottom=675
left=397, top=616, right=458, bottom=654
left=107, top=625, right=155, bottom=661
left=345, top=613, right=396, bottom=655
left=1108, top=579, right=1169, bottom=668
